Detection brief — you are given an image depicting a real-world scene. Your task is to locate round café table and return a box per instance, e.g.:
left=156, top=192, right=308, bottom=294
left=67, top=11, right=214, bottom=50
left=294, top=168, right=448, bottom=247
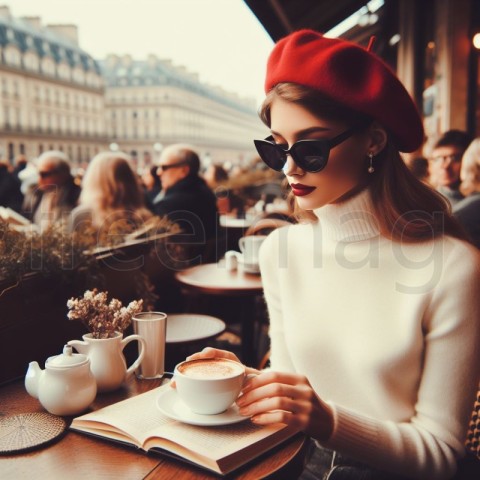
left=175, top=262, right=263, bottom=366
left=166, top=313, right=226, bottom=344
left=165, top=314, right=226, bottom=370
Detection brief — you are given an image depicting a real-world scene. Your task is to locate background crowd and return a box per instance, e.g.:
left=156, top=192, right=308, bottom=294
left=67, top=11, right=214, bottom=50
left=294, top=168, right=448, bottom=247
left=1, top=128, right=480, bottom=253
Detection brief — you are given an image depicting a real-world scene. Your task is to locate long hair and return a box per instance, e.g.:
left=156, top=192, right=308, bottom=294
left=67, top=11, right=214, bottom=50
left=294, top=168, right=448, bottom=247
left=259, top=83, right=467, bottom=242
left=80, top=151, right=151, bottom=228
left=460, top=138, right=480, bottom=196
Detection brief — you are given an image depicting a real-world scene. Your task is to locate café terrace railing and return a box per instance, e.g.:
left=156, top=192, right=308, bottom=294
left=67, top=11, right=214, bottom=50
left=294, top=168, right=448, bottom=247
left=0, top=226, right=182, bottom=384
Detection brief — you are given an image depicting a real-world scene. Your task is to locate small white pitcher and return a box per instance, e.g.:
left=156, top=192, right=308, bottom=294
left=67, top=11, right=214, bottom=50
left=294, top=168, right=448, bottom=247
left=68, top=332, right=146, bottom=392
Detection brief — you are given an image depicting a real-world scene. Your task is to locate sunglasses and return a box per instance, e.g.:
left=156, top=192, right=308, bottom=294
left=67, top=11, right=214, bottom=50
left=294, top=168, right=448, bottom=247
left=431, top=153, right=462, bottom=164
left=157, top=161, right=188, bottom=172
left=254, top=126, right=357, bottom=173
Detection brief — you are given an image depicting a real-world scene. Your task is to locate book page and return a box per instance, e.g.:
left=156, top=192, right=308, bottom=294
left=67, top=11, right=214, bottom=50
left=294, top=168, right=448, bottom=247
left=72, top=386, right=174, bottom=443
left=154, top=414, right=287, bottom=460
left=72, top=384, right=292, bottom=462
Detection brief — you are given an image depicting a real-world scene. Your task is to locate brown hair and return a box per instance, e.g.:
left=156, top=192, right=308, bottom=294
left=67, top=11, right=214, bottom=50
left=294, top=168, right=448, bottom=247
left=460, top=137, right=480, bottom=196
left=260, top=83, right=467, bottom=242
left=80, top=151, right=152, bottom=228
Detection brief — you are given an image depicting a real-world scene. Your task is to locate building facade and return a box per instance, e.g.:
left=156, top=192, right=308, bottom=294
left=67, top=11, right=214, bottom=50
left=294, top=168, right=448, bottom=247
left=101, top=54, right=266, bottom=170
left=0, top=6, right=107, bottom=166
left=0, top=6, right=267, bottom=171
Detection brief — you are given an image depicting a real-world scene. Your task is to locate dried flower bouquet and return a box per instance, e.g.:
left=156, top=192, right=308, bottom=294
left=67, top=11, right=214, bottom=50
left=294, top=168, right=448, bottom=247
left=67, top=289, right=143, bottom=339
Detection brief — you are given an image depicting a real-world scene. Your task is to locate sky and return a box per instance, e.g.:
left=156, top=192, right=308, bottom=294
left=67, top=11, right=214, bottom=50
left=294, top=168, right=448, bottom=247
left=8, top=0, right=274, bottom=106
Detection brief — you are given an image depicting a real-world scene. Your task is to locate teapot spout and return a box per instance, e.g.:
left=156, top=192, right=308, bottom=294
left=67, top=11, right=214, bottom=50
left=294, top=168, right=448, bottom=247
left=25, top=361, right=42, bottom=398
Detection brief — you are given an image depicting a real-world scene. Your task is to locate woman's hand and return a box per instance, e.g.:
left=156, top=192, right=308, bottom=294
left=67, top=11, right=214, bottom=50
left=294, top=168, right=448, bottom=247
left=236, top=370, right=334, bottom=441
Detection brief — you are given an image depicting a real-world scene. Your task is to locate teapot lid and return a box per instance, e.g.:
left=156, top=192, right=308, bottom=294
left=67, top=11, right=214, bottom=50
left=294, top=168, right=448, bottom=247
left=46, top=345, right=89, bottom=368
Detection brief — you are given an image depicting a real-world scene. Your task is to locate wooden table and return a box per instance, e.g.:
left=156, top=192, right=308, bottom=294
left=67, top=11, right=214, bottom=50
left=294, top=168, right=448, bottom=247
left=0, top=377, right=307, bottom=480
left=175, top=263, right=264, bottom=366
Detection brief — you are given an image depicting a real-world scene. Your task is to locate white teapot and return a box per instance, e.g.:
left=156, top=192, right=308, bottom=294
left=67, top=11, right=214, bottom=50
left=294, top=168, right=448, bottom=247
left=25, top=344, right=97, bottom=416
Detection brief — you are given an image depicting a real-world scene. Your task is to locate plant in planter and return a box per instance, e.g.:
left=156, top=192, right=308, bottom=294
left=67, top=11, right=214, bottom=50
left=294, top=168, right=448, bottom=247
left=0, top=222, right=98, bottom=285
left=0, top=215, right=183, bottom=309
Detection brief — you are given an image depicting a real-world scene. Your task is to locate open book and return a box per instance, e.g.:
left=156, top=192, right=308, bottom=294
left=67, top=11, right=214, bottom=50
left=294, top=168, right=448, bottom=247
left=70, top=385, right=298, bottom=476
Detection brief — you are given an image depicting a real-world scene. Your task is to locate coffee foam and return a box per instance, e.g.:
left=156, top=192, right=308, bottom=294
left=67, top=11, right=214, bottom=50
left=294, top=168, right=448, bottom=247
left=178, top=359, right=243, bottom=379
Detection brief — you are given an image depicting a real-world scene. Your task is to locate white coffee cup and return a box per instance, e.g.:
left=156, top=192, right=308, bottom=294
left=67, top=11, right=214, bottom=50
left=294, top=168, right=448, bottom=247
left=132, top=312, right=167, bottom=379
left=174, top=358, right=247, bottom=415
left=238, top=235, right=267, bottom=265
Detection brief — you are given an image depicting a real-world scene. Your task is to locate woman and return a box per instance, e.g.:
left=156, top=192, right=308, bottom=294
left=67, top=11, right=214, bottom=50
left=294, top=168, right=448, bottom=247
left=453, top=138, right=480, bottom=248
left=69, top=151, right=152, bottom=238
left=187, top=31, right=480, bottom=479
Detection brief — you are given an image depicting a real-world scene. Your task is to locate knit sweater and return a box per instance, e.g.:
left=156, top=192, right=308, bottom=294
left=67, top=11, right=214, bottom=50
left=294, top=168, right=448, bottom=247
left=259, top=188, right=480, bottom=479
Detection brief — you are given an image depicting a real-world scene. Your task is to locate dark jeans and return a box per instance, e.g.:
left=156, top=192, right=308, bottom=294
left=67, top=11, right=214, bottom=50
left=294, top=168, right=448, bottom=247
left=299, top=441, right=411, bottom=480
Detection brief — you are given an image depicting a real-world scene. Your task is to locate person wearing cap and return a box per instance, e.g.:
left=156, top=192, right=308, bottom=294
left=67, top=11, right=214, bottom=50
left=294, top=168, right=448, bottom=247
left=429, top=129, right=473, bottom=207
left=186, top=30, right=480, bottom=479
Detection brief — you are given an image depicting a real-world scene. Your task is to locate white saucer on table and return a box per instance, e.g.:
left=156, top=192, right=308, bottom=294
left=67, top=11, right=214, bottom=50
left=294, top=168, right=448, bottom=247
left=237, top=256, right=261, bottom=274
left=156, top=388, right=248, bottom=427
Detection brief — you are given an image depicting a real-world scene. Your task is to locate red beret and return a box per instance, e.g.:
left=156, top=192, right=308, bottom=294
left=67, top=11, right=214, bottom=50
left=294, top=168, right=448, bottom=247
left=265, top=29, right=424, bottom=153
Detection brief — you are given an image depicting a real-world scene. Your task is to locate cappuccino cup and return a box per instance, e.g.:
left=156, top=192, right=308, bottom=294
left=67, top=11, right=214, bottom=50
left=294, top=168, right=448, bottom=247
left=238, top=235, right=267, bottom=266
left=174, top=358, right=247, bottom=415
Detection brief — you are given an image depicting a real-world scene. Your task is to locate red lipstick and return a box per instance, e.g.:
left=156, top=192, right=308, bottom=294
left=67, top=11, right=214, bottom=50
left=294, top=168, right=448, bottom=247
left=290, top=183, right=316, bottom=196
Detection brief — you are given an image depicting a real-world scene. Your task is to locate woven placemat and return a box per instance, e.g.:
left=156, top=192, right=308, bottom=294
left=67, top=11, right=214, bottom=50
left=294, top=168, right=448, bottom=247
left=0, top=413, right=68, bottom=455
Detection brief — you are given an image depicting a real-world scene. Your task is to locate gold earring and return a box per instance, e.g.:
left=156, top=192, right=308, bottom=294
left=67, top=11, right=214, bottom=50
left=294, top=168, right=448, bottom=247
left=368, top=152, right=375, bottom=173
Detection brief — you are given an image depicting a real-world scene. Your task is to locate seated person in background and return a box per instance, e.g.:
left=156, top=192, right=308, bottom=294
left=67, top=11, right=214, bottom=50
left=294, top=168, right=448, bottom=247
left=153, top=144, right=219, bottom=264
left=453, top=138, right=480, bottom=248
left=141, top=164, right=162, bottom=210
left=69, top=151, right=152, bottom=239
left=204, top=163, right=229, bottom=188
left=12, top=154, right=28, bottom=181
left=203, top=163, right=232, bottom=214
left=22, top=150, right=80, bottom=231
left=429, top=129, right=472, bottom=206
left=0, top=160, right=23, bottom=212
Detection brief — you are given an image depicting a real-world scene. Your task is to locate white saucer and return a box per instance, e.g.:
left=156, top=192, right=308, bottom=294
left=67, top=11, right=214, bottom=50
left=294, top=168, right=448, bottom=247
left=156, top=388, right=248, bottom=427
left=237, top=256, right=261, bottom=274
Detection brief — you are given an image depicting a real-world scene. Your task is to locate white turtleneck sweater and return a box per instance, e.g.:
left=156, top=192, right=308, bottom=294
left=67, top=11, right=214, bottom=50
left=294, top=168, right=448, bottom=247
left=259, top=188, right=480, bottom=479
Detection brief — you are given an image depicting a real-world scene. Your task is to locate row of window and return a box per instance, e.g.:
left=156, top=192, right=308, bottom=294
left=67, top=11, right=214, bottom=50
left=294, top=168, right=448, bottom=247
left=2, top=45, right=102, bottom=88
left=1, top=78, right=103, bottom=111
left=2, top=107, right=104, bottom=135
left=107, top=92, right=171, bottom=103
